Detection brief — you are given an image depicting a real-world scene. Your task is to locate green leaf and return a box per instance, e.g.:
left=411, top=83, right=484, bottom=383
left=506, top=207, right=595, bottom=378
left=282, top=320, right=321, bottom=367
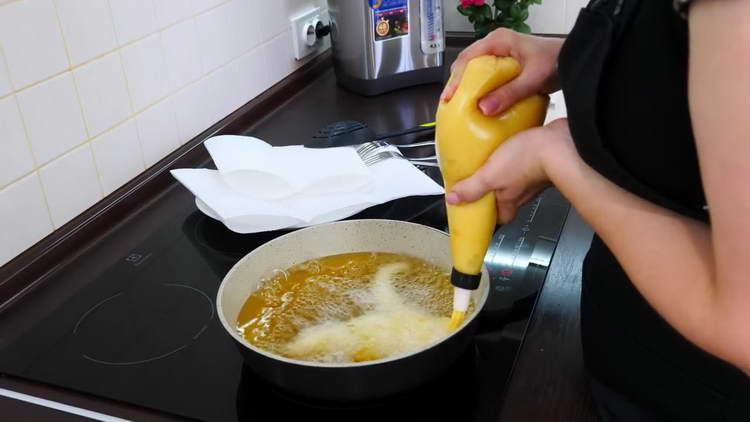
left=509, top=3, right=524, bottom=19
left=474, top=21, right=500, bottom=38
left=494, top=0, right=515, bottom=9
left=456, top=5, right=471, bottom=16
left=518, top=7, right=529, bottom=21
left=480, top=4, right=493, bottom=21
left=515, top=22, right=532, bottom=33
left=459, top=0, right=540, bottom=36
left=500, top=15, right=516, bottom=26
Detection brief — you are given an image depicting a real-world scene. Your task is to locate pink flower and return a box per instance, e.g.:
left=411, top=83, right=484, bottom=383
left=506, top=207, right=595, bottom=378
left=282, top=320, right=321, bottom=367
left=460, top=0, right=485, bottom=7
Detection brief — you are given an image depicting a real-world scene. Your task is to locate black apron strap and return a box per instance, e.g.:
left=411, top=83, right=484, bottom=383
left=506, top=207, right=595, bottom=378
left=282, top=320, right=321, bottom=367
left=560, top=0, right=708, bottom=221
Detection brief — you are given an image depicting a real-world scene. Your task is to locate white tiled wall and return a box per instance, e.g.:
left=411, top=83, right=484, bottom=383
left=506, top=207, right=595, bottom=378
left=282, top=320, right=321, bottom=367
left=443, top=0, right=589, bottom=34
left=0, top=0, right=329, bottom=266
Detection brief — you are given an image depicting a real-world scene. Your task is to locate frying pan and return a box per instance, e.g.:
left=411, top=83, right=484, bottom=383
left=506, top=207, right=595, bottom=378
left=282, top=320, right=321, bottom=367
left=217, top=219, right=489, bottom=401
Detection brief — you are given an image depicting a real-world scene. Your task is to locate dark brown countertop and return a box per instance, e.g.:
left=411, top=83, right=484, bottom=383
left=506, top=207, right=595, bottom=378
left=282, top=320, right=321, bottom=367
left=499, top=209, right=596, bottom=421
left=0, top=45, right=597, bottom=421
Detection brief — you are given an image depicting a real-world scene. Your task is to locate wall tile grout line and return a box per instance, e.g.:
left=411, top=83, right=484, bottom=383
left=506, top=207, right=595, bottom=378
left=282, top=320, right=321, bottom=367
left=115, top=48, right=137, bottom=116
left=33, top=169, right=56, bottom=232
left=0, top=45, right=15, bottom=96
left=86, top=142, right=106, bottom=202
left=0, top=0, right=232, bottom=98
left=105, top=0, right=122, bottom=47
left=11, top=92, right=38, bottom=168
left=3, top=25, right=303, bottom=192
left=50, top=0, right=94, bottom=151
left=0, top=0, right=332, bottom=265
left=3, top=0, right=314, bottom=172
left=104, top=0, right=138, bottom=125
left=1, top=168, right=34, bottom=193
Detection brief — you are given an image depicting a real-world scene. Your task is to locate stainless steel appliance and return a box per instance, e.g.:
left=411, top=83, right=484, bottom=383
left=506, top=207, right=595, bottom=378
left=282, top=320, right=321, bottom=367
left=327, top=0, right=445, bottom=96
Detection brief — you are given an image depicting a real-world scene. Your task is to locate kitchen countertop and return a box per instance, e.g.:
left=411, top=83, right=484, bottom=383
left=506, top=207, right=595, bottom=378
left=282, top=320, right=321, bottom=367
left=0, top=47, right=597, bottom=421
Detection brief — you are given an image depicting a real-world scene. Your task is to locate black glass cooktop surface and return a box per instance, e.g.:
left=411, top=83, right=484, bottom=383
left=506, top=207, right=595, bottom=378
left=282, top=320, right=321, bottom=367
left=0, top=177, right=568, bottom=421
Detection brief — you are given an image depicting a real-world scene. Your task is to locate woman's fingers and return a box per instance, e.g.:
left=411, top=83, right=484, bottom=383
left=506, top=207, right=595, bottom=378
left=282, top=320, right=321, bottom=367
left=497, top=205, right=518, bottom=225
left=446, top=168, right=494, bottom=204
left=440, top=50, right=480, bottom=101
left=440, top=29, right=515, bottom=102
left=440, top=73, right=460, bottom=102
left=478, top=67, right=542, bottom=115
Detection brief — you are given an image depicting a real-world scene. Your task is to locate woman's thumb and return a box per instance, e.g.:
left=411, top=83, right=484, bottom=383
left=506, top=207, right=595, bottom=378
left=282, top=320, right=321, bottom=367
left=478, top=73, right=535, bottom=116
left=446, top=171, right=492, bottom=205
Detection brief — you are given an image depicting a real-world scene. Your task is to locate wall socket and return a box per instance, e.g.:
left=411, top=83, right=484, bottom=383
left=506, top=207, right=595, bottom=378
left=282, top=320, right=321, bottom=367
left=290, top=7, right=330, bottom=61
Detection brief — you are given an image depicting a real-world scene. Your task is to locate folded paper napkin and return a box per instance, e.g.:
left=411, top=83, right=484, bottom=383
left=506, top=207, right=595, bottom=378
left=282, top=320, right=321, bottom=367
left=171, top=135, right=444, bottom=233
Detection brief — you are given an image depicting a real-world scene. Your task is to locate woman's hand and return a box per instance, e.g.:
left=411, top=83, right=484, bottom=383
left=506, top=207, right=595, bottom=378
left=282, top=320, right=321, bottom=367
left=440, top=28, right=564, bottom=116
left=445, top=119, right=575, bottom=224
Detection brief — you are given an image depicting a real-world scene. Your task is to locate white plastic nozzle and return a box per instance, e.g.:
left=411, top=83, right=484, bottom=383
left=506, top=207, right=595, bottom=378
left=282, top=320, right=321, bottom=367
left=453, top=287, right=472, bottom=313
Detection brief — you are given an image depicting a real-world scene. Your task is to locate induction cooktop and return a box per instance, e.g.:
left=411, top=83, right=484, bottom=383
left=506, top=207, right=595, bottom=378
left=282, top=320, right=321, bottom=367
left=0, top=178, right=568, bottom=421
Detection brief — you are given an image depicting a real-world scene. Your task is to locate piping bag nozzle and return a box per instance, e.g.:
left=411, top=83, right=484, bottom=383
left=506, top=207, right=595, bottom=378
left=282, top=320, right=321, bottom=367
left=448, top=269, right=480, bottom=330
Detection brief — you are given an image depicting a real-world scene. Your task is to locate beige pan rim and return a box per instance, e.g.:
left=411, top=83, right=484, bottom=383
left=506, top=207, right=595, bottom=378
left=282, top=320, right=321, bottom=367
left=216, top=219, right=490, bottom=369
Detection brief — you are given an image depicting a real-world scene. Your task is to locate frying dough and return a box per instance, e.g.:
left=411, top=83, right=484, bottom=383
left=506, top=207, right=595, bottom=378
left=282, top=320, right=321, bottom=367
left=284, top=262, right=451, bottom=362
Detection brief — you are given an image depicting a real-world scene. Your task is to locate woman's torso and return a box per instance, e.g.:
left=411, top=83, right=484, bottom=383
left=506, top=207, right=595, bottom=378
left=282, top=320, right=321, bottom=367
left=557, top=0, right=750, bottom=420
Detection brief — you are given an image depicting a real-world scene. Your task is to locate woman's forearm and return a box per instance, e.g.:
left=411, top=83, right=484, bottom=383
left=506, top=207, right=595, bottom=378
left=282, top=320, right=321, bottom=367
left=542, top=139, right=749, bottom=373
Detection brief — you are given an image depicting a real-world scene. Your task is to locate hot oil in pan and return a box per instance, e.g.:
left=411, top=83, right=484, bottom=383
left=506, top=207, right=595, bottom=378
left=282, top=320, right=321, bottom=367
left=235, top=253, right=473, bottom=363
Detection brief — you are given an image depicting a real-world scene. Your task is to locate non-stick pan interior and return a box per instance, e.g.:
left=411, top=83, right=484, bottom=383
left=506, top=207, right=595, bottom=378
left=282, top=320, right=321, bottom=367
left=216, top=219, right=490, bottom=368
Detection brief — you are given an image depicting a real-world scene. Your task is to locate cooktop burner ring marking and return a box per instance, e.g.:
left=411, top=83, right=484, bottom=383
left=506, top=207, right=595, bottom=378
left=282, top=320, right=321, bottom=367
left=73, top=283, right=215, bottom=366
left=166, top=282, right=215, bottom=321
left=82, top=343, right=191, bottom=366
left=72, top=293, right=123, bottom=335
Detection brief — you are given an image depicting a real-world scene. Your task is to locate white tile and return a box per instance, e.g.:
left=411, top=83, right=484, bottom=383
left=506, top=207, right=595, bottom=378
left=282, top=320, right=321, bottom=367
left=16, top=72, right=87, bottom=165
left=201, top=64, right=236, bottom=126
left=545, top=90, right=568, bottom=124
left=285, top=0, right=323, bottom=21
left=528, top=0, right=566, bottom=34
left=194, top=0, right=257, bottom=73
left=234, top=46, right=268, bottom=101
left=91, top=120, right=144, bottom=194
left=257, top=0, right=286, bottom=43
left=153, top=0, right=193, bottom=28
left=0, top=49, right=11, bottom=97
left=443, top=0, right=473, bottom=32
left=136, top=98, right=180, bottom=166
left=192, top=0, right=225, bottom=14
left=55, top=0, right=118, bottom=66
left=263, top=31, right=294, bottom=86
left=109, top=0, right=158, bottom=45
left=120, top=34, right=169, bottom=111
left=194, top=2, right=236, bottom=72
left=0, top=173, right=54, bottom=266
left=0, top=0, right=69, bottom=89
left=0, top=96, right=35, bottom=187
left=161, top=19, right=204, bottom=90
left=173, top=79, right=212, bottom=142
left=193, top=46, right=265, bottom=135
left=449, top=0, right=507, bottom=32
left=566, top=0, right=588, bottom=31
left=39, top=143, right=102, bottom=227
left=232, top=0, right=262, bottom=51
left=73, top=52, right=132, bottom=136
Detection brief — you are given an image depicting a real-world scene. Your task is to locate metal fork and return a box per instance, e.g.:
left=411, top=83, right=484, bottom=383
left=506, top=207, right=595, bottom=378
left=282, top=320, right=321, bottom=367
left=355, top=140, right=436, bottom=161
left=362, top=151, right=439, bottom=167
left=373, top=139, right=436, bottom=148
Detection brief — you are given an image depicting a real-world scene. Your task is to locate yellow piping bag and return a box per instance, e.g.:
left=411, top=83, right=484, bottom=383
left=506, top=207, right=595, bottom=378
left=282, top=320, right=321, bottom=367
left=435, top=56, right=549, bottom=330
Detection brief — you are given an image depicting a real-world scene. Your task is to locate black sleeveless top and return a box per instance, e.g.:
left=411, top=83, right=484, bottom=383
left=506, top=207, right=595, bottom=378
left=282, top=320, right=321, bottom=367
left=557, top=0, right=750, bottom=420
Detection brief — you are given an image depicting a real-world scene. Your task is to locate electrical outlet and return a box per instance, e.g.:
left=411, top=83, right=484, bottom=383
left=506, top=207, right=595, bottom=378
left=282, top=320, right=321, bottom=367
left=290, top=7, right=330, bottom=61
